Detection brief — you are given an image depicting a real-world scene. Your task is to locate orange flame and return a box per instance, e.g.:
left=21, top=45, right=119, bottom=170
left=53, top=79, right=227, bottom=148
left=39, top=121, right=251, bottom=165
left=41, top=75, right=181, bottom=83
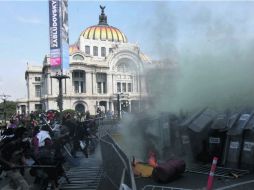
left=148, top=151, right=157, bottom=168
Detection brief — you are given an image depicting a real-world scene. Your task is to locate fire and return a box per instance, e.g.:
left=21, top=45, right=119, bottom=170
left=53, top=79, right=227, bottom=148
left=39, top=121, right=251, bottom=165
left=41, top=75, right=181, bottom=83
left=132, top=156, right=154, bottom=177
left=148, top=151, right=157, bottom=168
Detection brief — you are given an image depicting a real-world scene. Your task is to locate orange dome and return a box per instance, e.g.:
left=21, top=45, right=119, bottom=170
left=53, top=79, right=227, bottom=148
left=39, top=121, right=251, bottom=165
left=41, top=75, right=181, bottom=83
left=80, top=6, right=127, bottom=43
left=80, top=25, right=127, bottom=43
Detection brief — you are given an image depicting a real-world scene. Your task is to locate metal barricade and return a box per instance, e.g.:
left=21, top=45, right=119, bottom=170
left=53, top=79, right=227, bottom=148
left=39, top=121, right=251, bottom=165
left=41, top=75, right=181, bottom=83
left=179, top=108, right=207, bottom=164
left=100, top=138, right=126, bottom=190
left=240, top=114, right=254, bottom=171
left=107, top=133, right=136, bottom=189
left=97, top=120, right=119, bottom=138
left=225, top=113, right=251, bottom=168
left=187, top=108, right=217, bottom=163
left=99, top=133, right=136, bottom=190
left=208, top=114, right=228, bottom=165
left=142, top=185, right=192, bottom=190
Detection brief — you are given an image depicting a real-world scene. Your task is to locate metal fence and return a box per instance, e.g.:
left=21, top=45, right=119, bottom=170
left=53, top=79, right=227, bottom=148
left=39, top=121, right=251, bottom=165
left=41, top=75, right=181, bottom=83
left=186, top=164, right=249, bottom=179
left=95, top=117, right=118, bottom=126
left=97, top=121, right=119, bottom=138
left=142, top=185, right=192, bottom=190
left=98, top=133, right=136, bottom=190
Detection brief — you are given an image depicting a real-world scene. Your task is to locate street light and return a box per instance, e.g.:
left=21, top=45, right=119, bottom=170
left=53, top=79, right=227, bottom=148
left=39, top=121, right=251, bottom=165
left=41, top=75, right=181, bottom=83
left=116, top=93, right=129, bottom=120
left=50, top=72, right=70, bottom=122
left=0, top=94, right=11, bottom=125
left=117, top=93, right=121, bottom=120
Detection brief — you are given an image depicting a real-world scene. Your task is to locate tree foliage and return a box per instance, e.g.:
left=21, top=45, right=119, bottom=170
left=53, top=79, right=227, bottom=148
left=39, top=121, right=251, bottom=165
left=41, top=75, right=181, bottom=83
left=0, top=101, right=17, bottom=120
left=63, top=109, right=76, bottom=117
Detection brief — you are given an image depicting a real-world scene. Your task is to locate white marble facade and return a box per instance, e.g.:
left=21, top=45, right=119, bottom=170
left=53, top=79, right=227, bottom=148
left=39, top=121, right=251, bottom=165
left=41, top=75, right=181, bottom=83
left=17, top=7, right=152, bottom=115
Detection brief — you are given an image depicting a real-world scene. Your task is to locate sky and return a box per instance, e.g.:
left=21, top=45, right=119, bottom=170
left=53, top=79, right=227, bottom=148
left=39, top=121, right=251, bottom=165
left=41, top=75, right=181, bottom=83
left=1, top=0, right=254, bottom=106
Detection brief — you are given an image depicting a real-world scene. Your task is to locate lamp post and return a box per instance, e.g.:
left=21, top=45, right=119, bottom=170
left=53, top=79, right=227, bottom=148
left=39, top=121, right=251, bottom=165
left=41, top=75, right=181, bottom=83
left=116, top=93, right=124, bottom=120
left=3, top=96, right=6, bottom=125
left=117, top=93, right=121, bottom=120
left=0, top=94, right=11, bottom=125
left=50, top=73, right=70, bottom=121
left=116, top=93, right=129, bottom=120
left=138, top=67, right=142, bottom=113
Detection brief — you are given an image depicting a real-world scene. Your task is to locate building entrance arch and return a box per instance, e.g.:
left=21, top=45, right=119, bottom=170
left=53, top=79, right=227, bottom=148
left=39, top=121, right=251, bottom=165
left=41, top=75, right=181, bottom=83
left=75, top=103, right=85, bottom=113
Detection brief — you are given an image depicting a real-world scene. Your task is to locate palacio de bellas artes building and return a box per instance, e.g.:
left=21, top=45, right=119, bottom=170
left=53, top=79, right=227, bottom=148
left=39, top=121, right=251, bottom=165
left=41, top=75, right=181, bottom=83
left=16, top=6, right=155, bottom=116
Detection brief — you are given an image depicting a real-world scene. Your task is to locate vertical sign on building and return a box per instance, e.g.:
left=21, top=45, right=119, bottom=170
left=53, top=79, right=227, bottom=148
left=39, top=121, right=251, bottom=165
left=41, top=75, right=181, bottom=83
left=61, top=0, right=69, bottom=72
left=49, top=0, right=61, bottom=72
left=49, top=0, right=69, bottom=73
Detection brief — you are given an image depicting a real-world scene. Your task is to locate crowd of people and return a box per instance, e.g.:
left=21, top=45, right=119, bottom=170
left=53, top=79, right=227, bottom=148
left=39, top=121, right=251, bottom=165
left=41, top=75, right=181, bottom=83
left=0, top=110, right=99, bottom=190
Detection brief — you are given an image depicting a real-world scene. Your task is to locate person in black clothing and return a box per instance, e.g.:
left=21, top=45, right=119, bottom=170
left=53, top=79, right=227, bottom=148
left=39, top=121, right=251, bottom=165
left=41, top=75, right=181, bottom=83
left=0, top=127, right=30, bottom=190
left=81, top=120, right=91, bottom=158
left=30, top=123, right=69, bottom=190
left=62, top=113, right=80, bottom=158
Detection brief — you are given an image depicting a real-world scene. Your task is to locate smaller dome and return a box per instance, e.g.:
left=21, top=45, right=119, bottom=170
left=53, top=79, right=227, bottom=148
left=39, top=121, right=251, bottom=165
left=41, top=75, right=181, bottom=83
left=69, top=44, right=79, bottom=55
left=80, top=6, right=127, bottom=43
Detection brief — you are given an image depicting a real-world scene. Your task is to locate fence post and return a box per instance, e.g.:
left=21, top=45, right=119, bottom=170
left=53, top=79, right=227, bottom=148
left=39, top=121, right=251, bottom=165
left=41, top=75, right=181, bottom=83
left=206, top=157, right=218, bottom=190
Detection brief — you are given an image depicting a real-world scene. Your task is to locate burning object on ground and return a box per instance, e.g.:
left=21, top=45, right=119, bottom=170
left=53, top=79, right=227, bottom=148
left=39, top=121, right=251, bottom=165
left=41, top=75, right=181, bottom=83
left=132, top=152, right=186, bottom=183
left=131, top=153, right=155, bottom=177
left=152, top=159, right=186, bottom=183
left=132, top=161, right=154, bottom=177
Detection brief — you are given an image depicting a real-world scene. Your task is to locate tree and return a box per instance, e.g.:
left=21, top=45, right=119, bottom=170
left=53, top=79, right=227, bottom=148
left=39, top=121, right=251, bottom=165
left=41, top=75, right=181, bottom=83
left=0, top=100, right=17, bottom=121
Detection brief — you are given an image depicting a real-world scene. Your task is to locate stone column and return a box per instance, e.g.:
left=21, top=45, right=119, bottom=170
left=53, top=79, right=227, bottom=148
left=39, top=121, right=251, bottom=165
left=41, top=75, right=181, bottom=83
left=93, top=72, right=96, bottom=94
left=109, top=102, right=112, bottom=111
left=65, top=72, right=72, bottom=95
left=106, top=101, right=109, bottom=111
left=101, top=82, right=104, bottom=94
left=86, top=72, right=92, bottom=95
left=111, top=74, right=116, bottom=94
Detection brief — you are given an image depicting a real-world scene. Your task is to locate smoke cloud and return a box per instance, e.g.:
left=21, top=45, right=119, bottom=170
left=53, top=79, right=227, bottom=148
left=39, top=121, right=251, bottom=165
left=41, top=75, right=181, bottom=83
left=117, top=2, right=254, bottom=160
left=144, top=2, right=254, bottom=114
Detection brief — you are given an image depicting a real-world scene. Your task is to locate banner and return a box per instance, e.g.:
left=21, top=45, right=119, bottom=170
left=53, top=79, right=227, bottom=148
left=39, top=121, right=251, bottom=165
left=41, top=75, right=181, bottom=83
left=61, top=0, right=69, bottom=71
left=49, top=0, right=69, bottom=73
left=49, top=0, right=61, bottom=69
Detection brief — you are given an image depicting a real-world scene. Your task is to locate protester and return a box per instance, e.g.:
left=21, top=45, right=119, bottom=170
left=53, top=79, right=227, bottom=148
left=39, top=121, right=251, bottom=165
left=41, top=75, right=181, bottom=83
left=0, top=127, right=30, bottom=190
left=7, top=119, right=17, bottom=129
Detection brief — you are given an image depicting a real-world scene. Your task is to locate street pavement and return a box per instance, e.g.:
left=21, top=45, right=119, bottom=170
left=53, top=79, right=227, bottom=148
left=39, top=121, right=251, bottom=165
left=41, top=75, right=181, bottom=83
left=59, top=145, right=103, bottom=190
left=135, top=171, right=254, bottom=190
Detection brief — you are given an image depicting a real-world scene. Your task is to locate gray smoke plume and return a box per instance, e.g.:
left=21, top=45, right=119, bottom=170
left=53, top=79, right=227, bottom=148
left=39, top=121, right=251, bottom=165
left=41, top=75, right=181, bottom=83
left=117, top=114, right=146, bottom=160
left=144, top=2, right=254, bottom=114
left=117, top=2, right=254, bottom=161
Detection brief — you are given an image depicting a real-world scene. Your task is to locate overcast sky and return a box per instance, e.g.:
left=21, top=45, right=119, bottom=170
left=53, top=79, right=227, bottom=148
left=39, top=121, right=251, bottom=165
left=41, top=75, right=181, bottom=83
left=1, top=1, right=254, bottom=101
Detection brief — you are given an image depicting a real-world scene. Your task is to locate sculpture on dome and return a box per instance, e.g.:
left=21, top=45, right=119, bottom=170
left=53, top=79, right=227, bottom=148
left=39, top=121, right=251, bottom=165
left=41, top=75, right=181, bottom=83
left=100, top=5, right=106, bottom=14
left=99, top=5, right=107, bottom=25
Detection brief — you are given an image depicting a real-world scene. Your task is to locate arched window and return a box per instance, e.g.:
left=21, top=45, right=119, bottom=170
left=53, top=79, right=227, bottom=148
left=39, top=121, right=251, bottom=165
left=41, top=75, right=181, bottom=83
left=73, top=54, right=84, bottom=61
left=93, top=46, right=98, bottom=56
left=75, top=103, right=85, bottom=113
left=85, top=46, right=90, bottom=55
left=101, top=47, right=106, bottom=57
left=116, top=61, right=136, bottom=73
left=115, top=60, right=137, bottom=94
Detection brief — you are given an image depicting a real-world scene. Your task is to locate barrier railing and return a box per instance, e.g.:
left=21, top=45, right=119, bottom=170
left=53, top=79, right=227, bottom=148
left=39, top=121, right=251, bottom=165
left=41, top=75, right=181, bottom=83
left=100, top=138, right=126, bottom=189
left=142, top=185, right=192, bottom=190
left=99, top=133, right=136, bottom=190
left=97, top=121, right=119, bottom=138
